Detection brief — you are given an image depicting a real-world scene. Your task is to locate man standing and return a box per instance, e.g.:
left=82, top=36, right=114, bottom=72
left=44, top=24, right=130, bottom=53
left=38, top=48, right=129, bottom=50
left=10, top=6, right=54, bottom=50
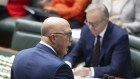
left=64, top=3, right=134, bottom=79
left=11, top=17, right=74, bottom=79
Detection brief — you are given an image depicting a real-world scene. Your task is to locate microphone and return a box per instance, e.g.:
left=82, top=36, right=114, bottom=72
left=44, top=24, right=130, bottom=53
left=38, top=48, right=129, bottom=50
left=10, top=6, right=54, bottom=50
left=109, top=76, right=115, bottom=79
left=103, top=74, right=115, bottom=79
left=103, top=74, right=109, bottom=79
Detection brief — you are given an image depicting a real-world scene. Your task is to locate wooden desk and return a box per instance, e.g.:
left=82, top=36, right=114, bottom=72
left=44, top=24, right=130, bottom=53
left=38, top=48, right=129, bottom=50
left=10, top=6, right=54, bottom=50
left=0, top=47, right=17, bottom=54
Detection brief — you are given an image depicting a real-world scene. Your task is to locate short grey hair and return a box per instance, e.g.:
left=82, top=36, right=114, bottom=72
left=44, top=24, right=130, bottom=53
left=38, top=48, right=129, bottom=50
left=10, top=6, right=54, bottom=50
left=85, top=3, right=109, bottom=19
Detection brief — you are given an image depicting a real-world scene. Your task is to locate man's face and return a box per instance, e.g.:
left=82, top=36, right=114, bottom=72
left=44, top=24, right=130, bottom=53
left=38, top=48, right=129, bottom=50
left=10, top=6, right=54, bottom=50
left=86, top=11, right=107, bottom=36
left=54, top=26, right=72, bottom=57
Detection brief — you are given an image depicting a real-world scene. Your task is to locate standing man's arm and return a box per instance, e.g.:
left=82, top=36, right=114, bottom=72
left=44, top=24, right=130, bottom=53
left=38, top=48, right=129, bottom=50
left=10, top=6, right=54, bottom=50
left=54, top=64, right=74, bottom=79
left=72, top=34, right=131, bottom=78
left=64, top=25, right=87, bottom=67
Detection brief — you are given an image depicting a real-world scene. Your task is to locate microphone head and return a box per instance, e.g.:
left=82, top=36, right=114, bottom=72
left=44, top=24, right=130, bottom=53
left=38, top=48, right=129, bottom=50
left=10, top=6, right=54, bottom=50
left=108, top=76, right=115, bottom=79
left=103, top=74, right=115, bottom=79
left=103, top=74, right=109, bottom=79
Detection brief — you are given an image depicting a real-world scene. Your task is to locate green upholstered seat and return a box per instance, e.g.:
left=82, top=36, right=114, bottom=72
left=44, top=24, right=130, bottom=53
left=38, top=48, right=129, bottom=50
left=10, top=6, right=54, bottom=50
left=129, top=35, right=140, bottom=78
left=11, top=19, right=42, bottom=51
left=0, top=17, right=17, bottom=33
left=0, top=0, right=41, bottom=47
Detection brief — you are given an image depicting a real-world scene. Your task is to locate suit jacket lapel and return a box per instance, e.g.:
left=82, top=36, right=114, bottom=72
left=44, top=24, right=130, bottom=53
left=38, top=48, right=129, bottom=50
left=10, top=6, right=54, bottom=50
left=99, top=21, right=113, bottom=63
left=87, top=29, right=95, bottom=63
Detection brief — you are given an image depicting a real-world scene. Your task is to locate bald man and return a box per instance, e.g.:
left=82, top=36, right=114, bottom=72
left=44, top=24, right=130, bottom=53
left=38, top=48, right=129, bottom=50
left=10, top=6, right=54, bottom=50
left=11, top=17, right=74, bottom=79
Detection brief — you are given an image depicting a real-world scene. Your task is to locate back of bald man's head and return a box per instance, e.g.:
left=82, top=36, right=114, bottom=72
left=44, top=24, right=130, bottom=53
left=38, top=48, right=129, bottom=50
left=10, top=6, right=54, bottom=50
left=41, top=17, right=70, bottom=36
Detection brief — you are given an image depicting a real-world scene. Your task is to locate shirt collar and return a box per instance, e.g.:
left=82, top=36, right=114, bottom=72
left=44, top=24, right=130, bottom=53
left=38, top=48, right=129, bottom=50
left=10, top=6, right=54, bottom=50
left=39, top=41, right=57, bottom=54
left=99, top=24, right=108, bottom=38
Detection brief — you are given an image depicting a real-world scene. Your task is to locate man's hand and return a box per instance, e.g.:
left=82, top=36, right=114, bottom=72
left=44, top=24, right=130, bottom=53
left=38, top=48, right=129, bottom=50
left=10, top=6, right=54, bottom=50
left=73, top=67, right=91, bottom=77
left=38, top=0, right=49, bottom=7
left=43, top=7, right=56, bottom=13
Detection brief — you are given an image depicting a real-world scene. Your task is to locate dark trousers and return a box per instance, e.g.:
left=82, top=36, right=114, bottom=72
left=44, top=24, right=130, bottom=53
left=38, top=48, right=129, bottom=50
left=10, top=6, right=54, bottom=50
left=24, top=14, right=83, bottom=29
left=24, top=6, right=83, bottom=28
left=0, top=6, right=9, bottom=20
left=68, top=19, right=83, bottom=29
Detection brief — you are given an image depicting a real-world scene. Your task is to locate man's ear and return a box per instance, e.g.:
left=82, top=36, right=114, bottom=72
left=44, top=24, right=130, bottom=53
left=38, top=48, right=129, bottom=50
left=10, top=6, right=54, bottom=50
left=49, top=34, right=56, bottom=44
left=105, top=18, right=109, bottom=22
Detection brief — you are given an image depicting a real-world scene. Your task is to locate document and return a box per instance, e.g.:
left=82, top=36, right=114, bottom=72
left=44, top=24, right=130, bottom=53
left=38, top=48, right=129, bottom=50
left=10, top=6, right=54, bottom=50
left=75, top=76, right=101, bottom=79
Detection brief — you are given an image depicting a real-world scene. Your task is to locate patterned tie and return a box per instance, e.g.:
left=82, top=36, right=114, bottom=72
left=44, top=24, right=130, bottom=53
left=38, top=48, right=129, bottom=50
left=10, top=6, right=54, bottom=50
left=91, top=35, right=100, bottom=66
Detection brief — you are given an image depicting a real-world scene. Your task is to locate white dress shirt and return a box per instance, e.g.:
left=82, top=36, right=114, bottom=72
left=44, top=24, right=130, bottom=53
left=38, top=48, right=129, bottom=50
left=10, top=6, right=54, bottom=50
left=90, top=24, right=108, bottom=77
left=40, top=41, right=57, bottom=54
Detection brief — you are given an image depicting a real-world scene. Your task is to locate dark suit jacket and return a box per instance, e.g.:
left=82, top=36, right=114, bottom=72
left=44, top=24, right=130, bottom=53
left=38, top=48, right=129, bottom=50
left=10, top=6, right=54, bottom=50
left=64, top=21, right=134, bottom=78
left=11, top=43, right=74, bottom=79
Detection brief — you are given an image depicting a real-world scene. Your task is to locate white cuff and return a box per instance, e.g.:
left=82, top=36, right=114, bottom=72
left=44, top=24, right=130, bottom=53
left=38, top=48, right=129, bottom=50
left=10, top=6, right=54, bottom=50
left=65, top=61, right=72, bottom=68
left=90, top=67, right=95, bottom=77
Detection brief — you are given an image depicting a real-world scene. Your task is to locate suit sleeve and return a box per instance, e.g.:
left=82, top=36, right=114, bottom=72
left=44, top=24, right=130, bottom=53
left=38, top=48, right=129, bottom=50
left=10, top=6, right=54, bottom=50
left=94, top=34, right=131, bottom=77
left=63, top=25, right=87, bottom=67
left=54, top=64, right=74, bottom=79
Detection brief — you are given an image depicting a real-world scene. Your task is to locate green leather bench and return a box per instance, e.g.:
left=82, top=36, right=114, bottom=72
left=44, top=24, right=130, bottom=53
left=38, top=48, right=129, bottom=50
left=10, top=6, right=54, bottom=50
left=0, top=0, right=40, bottom=47
left=0, top=0, right=39, bottom=32
left=129, top=35, right=140, bottom=79
left=11, top=19, right=42, bottom=51
left=11, top=18, right=78, bottom=51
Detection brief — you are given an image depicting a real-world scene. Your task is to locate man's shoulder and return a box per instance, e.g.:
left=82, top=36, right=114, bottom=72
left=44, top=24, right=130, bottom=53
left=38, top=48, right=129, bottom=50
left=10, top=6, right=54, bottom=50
left=105, top=22, right=129, bottom=43
left=17, top=47, right=35, bottom=55
left=109, top=21, right=128, bottom=35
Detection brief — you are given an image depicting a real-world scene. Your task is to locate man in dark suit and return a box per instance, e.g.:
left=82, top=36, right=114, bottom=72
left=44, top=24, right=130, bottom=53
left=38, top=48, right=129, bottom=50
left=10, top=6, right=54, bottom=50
left=64, top=3, right=134, bottom=79
left=11, top=17, right=74, bottom=79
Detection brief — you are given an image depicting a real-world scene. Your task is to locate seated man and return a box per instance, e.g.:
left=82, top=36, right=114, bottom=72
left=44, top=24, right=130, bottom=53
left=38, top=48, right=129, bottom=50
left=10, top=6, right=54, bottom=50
left=87, top=0, right=140, bottom=36
left=64, top=3, right=134, bottom=79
